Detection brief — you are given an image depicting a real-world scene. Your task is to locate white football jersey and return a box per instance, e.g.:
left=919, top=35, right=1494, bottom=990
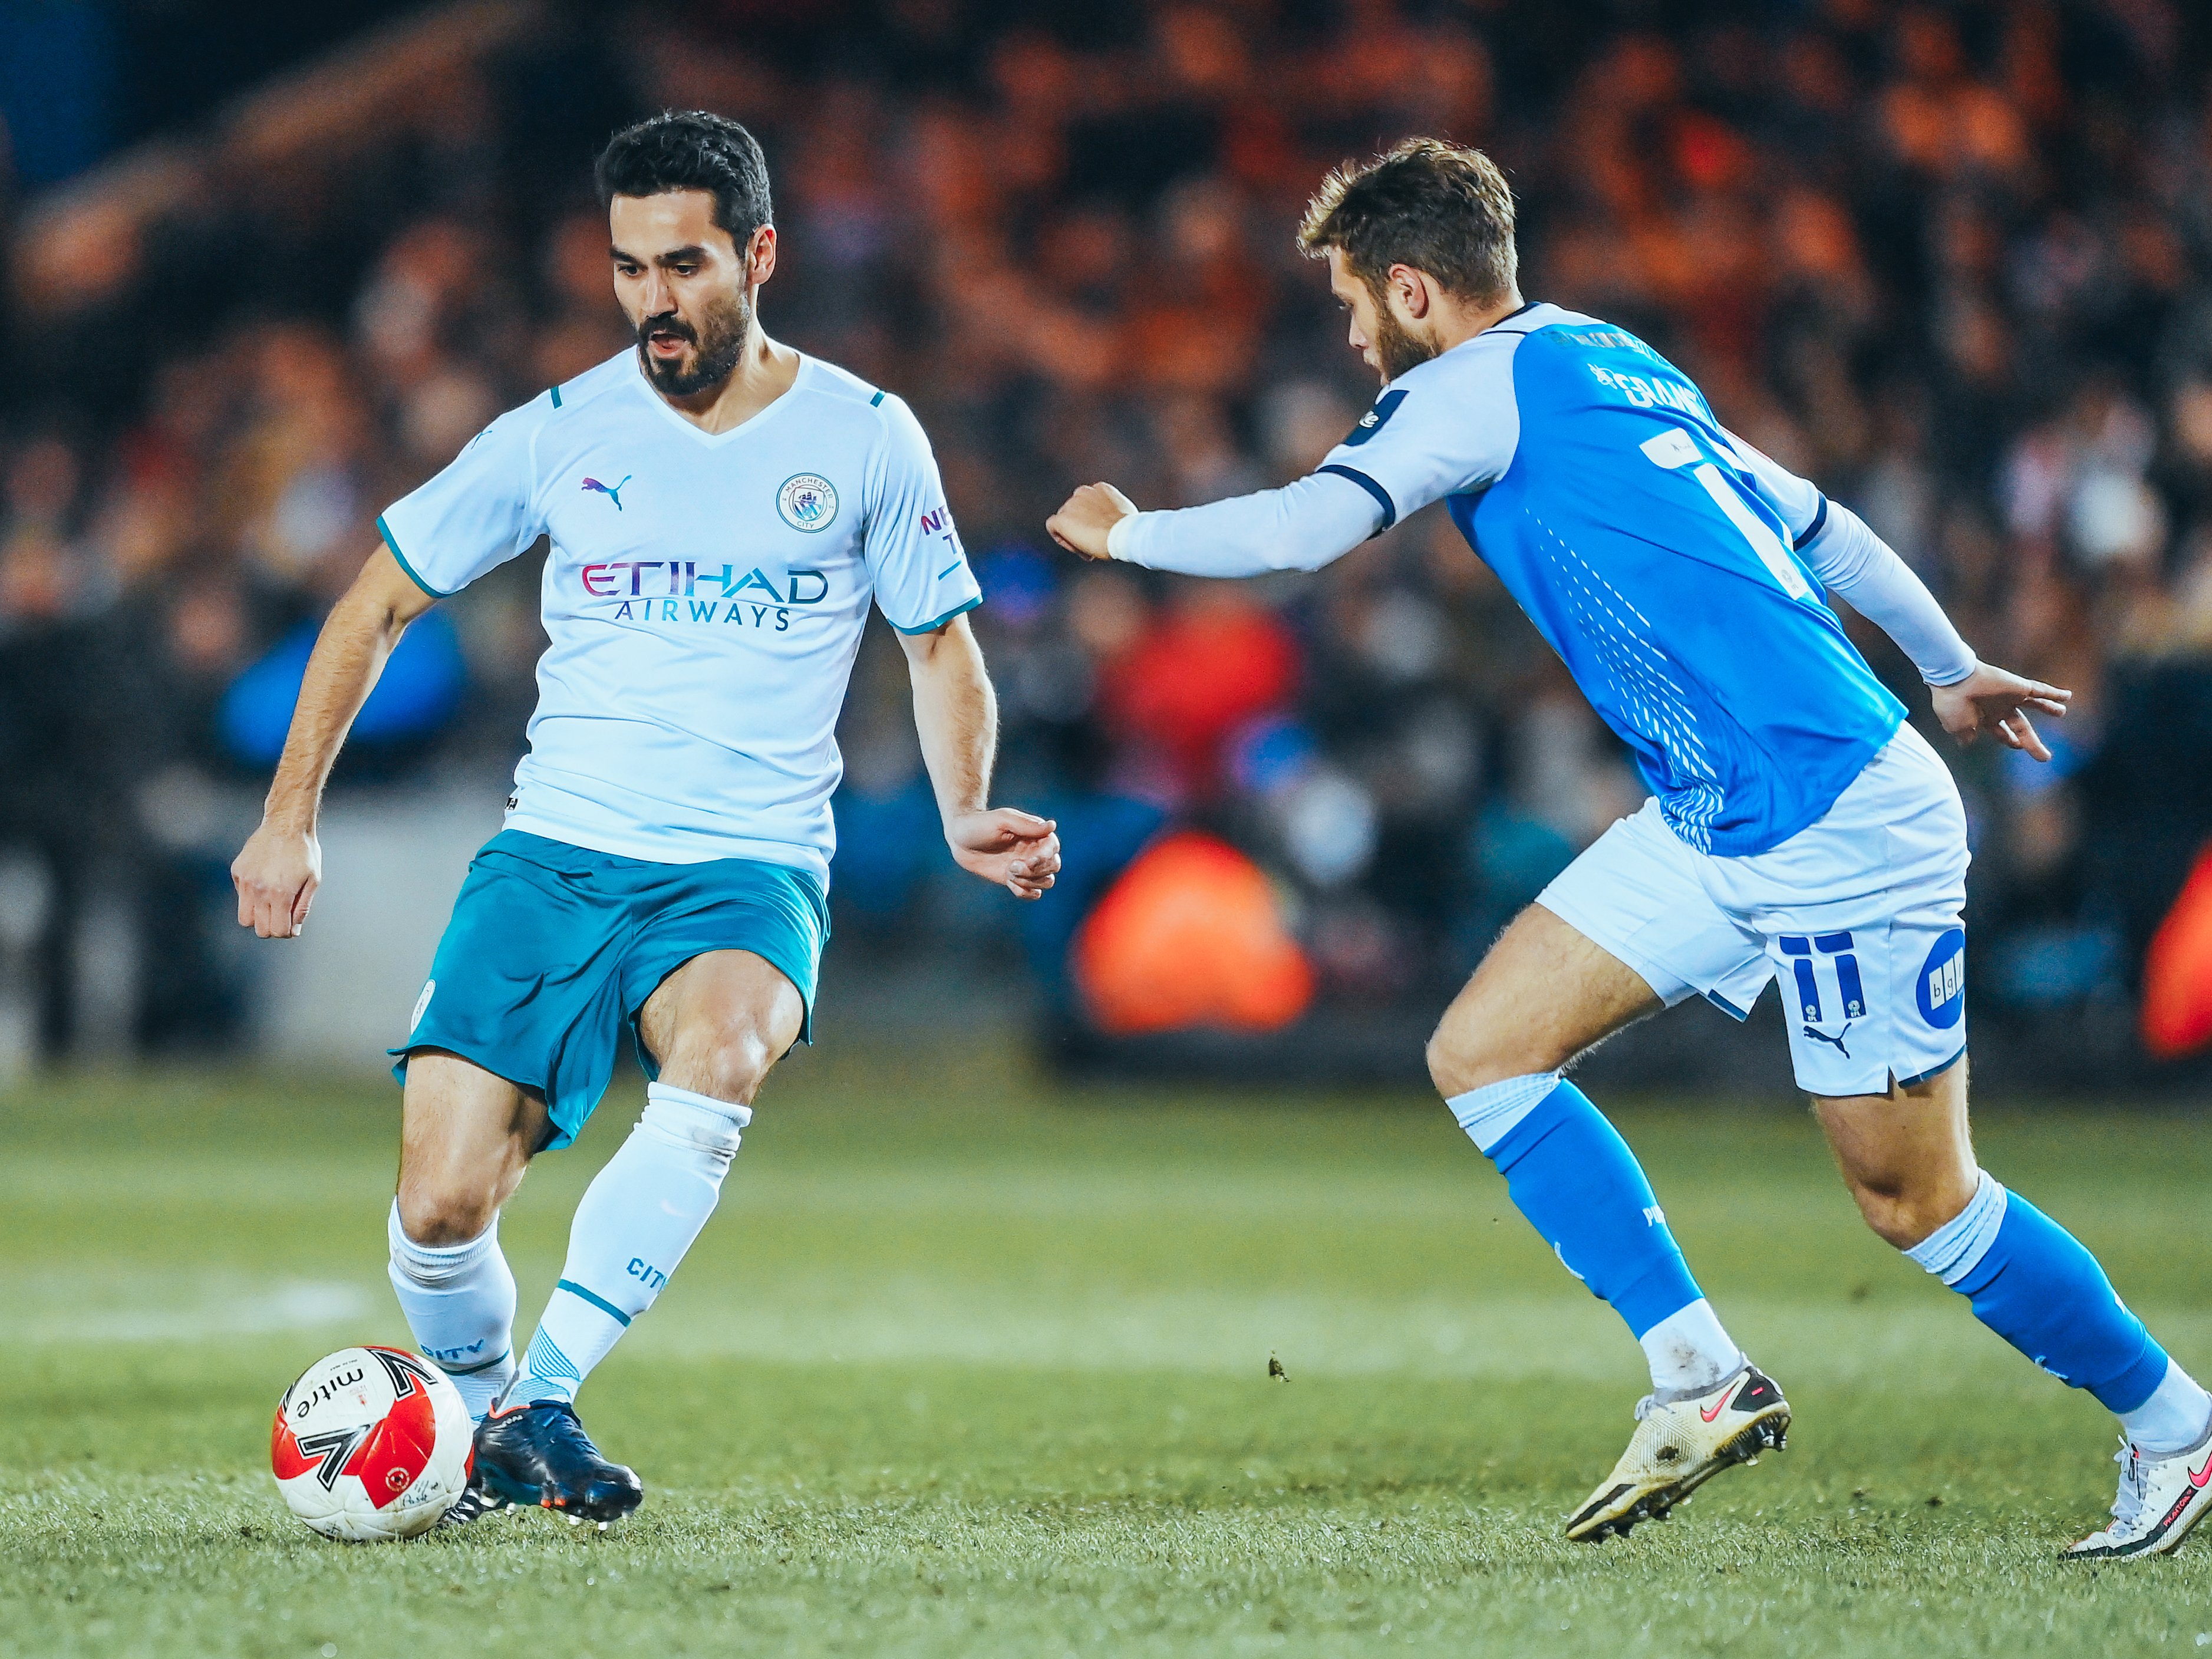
left=377, top=349, right=979, bottom=878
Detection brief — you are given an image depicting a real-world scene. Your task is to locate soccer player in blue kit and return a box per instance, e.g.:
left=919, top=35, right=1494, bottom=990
left=1050, top=139, right=2208, bottom=1559
left=232, top=112, right=1060, bottom=1524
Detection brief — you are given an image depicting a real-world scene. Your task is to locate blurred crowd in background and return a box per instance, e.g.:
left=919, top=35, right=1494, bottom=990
left=4, top=0, right=2212, bottom=1070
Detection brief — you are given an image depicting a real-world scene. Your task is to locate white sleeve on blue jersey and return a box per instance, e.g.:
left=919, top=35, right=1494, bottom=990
left=1725, top=430, right=1977, bottom=687
left=1109, top=470, right=1385, bottom=575
left=866, top=395, right=983, bottom=634
left=1110, top=335, right=1524, bottom=578
left=1797, top=503, right=1977, bottom=685
left=377, top=398, right=549, bottom=597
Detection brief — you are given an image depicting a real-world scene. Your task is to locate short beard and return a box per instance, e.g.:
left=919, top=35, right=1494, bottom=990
left=1370, top=304, right=1438, bottom=382
left=637, top=291, right=750, bottom=397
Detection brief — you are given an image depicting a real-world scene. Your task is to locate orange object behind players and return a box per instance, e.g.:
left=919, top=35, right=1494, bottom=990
left=2141, top=842, right=2212, bottom=1059
left=1073, top=831, right=1314, bottom=1035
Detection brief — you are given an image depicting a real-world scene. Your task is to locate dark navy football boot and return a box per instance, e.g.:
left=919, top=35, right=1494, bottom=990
left=472, top=1401, right=644, bottom=1526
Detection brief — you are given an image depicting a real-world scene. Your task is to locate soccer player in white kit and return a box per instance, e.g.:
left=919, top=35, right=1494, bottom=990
left=1051, top=139, right=2212, bottom=1559
left=232, top=111, right=1060, bottom=1523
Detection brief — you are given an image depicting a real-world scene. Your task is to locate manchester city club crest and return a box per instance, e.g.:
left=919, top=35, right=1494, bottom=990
left=777, top=473, right=838, bottom=533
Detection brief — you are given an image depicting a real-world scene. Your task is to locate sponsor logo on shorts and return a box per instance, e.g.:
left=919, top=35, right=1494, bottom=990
left=1916, top=929, right=1966, bottom=1030
left=778, top=473, right=838, bottom=532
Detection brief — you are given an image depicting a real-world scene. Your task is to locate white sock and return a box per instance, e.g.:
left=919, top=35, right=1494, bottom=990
left=1639, top=1298, right=1744, bottom=1398
left=387, top=1201, right=516, bottom=1420
left=514, top=1083, right=750, bottom=1406
left=2121, top=1358, right=2212, bottom=1456
left=1445, top=1072, right=1560, bottom=1154
left=1903, top=1169, right=2007, bottom=1285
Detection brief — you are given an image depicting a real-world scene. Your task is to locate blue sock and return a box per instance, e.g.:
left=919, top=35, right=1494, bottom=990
left=1458, top=1078, right=1703, bottom=1340
left=1908, top=1172, right=2169, bottom=1413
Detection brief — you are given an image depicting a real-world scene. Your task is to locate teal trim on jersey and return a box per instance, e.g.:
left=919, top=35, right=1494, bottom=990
left=892, top=594, right=981, bottom=635
left=869, top=389, right=885, bottom=407
left=555, top=1279, right=631, bottom=1327
left=376, top=515, right=451, bottom=599
left=392, top=830, right=830, bottom=1151
left=549, top=384, right=563, bottom=408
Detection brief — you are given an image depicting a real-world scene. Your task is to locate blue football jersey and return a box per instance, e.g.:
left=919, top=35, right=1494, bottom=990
left=1314, top=303, right=1905, bottom=856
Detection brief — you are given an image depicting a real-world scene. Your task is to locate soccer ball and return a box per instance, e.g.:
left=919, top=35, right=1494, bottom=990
left=271, top=1345, right=473, bottom=1541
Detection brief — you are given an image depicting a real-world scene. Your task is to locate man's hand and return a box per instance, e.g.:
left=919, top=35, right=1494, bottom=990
left=227, top=545, right=430, bottom=941
left=1930, top=662, right=2072, bottom=763
left=947, top=808, right=1060, bottom=901
left=232, top=819, right=322, bottom=939
left=1046, top=482, right=1138, bottom=560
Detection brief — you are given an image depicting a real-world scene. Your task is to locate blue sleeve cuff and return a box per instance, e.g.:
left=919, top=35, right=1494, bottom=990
left=1316, top=464, right=1397, bottom=532
left=1792, top=494, right=1830, bottom=551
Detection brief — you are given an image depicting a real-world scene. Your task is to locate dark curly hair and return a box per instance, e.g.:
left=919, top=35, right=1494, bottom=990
left=1297, top=138, right=1517, bottom=304
left=595, top=110, right=773, bottom=245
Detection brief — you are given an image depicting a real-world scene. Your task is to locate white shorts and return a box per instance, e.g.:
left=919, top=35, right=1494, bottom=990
left=1537, top=724, right=1969, bottom=1097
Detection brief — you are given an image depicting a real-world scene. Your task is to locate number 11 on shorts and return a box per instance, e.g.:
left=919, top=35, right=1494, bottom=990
left=1779, top=933, right=1864, bottom=1024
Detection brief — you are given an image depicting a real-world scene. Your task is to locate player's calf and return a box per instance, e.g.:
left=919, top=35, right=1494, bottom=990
left=387, top=1203, right=517, bottom=1421
left=386, top=1057, right=543, bottom=1420
left=1434, top=913, right=1751, bottom=1457
left=506, top=1084, right=751, bottom=1412
left=1448, top=1074, right=1745, bottom=1397
left=1823, top=1068, right=2212, bottom=1540
left=1903, top=1169, right=2212, bottom=1464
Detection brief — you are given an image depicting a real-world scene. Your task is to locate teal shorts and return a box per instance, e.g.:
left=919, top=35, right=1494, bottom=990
left=391, top=830, right=829, bottom=1150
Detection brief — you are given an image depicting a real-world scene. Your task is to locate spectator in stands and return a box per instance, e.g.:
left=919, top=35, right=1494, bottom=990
left=2, top=0, right=2211, bottom=1060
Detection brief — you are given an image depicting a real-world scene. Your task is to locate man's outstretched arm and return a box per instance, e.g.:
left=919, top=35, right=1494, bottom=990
left=231, top=547, right=439, bottom=938
left=896, top=612, right=1060, bottom=901
left=1725, top=430, right=2071, bottom=760
left=1798, top=503, right=2070, bottom=759
left=1047, top=471, right=1384, bottom=576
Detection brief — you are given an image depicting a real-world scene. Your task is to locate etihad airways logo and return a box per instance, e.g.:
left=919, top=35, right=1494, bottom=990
left=578, top=559, right=829, bottom=630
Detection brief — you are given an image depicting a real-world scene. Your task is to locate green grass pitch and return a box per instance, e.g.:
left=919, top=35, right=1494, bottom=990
left=6, top=1047, right=2212, bottom=1656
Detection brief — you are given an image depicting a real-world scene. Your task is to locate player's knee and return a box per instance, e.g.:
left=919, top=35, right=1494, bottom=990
left=393, top=1178, right=499, bottom=1248
left=660, top=1024, right=776, bottom=1106
left=1850, top=1191, right=1923, bottom=1250
left=1426, top=1020, right=1540, bottom=1100
left=1425, top=1031, right=1476, bottom=1099
left=1846, top=1173, right=1972, bottom=1251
